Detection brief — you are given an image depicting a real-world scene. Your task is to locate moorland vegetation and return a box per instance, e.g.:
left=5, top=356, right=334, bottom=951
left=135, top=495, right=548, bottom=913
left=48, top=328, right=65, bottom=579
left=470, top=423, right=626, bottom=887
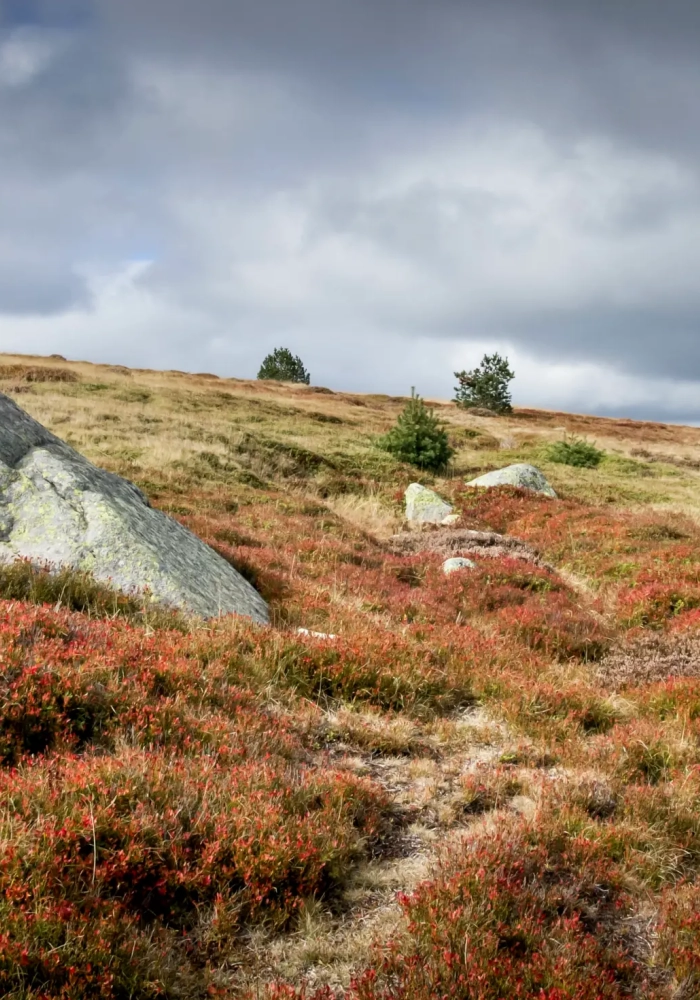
left=3, top=354, right=700, bottom=997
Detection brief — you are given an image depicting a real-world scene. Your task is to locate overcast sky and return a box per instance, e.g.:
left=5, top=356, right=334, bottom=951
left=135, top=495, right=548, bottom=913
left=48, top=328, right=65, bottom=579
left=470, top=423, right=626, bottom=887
left=2, top=0, right=700, bottom=418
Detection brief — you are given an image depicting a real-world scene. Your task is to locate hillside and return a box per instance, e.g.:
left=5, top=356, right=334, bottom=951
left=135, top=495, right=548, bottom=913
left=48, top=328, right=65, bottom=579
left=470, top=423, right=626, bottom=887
left=3, top=353, right=700, bottom=998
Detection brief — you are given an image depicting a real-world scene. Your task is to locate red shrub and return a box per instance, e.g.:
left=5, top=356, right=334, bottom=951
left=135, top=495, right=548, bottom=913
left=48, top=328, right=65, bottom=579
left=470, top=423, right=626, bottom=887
left=0, top=749, right=385, bottom=996
left=656, top=881, right=700, bottom=989
left=264, top=828, right=641, bottom=1000
left=497, top=594, right=609, bottom=661
left=616, top=583, right=700, bottom=629
left=450, top=485, right=558, bottom=535
left=0, top=601, right=296, bottom=763
left=352, top=829, right=639, bottom=1000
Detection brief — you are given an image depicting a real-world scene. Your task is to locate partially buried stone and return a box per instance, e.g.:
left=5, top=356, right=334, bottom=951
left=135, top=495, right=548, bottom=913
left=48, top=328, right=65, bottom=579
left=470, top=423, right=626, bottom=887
left=443, top=557, right=476, bottom=575
left=466, top=463, right=556, bottom=498
left=405, top=482, right=453, bottom=524
left=0, top=392, right=269, bottom=623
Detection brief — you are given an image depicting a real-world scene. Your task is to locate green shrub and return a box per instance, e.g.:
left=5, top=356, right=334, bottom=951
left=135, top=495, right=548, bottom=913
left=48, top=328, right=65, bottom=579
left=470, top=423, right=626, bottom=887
left=257, top=348, right=310, bottom=384
left=377, top=391, right=454, bottom=472
left=454, top=352, right=514, bottom=413
left=547, top=435, right=604, bottom=468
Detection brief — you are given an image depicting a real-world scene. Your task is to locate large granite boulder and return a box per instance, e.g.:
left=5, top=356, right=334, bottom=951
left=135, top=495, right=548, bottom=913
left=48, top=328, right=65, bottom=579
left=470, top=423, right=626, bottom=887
left=0, top=392, right=269, bottom=623
left=466, top=463, right=556, bottom=498
left=405, top=483, right=454, bottom=524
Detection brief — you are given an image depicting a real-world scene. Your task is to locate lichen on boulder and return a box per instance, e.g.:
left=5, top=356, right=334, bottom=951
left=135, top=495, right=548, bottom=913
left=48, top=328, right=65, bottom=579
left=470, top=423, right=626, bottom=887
left=466, top=463, right=556, bottom=498
left=405, top=483, right=454, bottom=524
left=0, top=392, right=269, bottom=623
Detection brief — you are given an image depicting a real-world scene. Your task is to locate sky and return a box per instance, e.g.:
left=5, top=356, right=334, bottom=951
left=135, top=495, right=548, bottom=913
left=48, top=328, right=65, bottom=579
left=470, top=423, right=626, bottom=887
left=1, top=0, right=700, bottom=419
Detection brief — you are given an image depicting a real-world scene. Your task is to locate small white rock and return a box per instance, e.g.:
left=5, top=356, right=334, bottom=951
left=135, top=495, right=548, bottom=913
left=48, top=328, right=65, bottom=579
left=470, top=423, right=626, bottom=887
left=441, top=513, right=460, bottom=526
left=297, top=627, right=338, bottom=640
left=442, top=557, right=476, bottom=575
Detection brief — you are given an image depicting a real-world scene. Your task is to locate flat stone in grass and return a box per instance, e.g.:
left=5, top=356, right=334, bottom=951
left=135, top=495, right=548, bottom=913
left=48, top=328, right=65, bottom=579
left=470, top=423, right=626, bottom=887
left=441, top=513, right=460, bottom=526
left=405, top=483, right=454, bottom=524
left=443, top=557, right=477, bottom=575
left=0, top=392, right=269, bottom=623
left=467, top=463, right=556, bottom=498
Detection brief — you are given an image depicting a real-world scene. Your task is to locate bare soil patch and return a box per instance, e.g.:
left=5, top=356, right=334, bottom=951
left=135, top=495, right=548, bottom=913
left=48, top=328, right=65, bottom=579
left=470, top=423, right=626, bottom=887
left=236, top=708, right=513, bottom=993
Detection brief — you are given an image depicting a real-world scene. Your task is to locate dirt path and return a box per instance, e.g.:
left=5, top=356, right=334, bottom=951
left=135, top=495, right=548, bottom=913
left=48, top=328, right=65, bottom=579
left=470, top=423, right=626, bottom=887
left=235, top=708, right=526, bottom=994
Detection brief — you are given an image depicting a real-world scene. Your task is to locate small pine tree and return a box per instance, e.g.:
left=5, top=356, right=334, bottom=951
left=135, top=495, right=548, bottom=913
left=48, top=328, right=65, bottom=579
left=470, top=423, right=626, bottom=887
left=258, top=347, right=310, bottom=384
left=547, top=435, right=604, bottom=468
left=378, top=389, right=454, bottom=472
left=454, top=352, right=514, bottom=413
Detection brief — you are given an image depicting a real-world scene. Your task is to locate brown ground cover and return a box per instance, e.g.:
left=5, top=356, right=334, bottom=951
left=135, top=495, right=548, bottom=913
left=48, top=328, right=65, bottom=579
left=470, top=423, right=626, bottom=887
left=597, top=630, right=700, bottom=688
left=387, top=526, right=545, bottom=564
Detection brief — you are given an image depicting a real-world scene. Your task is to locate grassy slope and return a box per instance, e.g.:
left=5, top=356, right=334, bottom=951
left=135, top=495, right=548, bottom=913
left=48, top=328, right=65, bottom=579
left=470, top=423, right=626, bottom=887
left=4, top=354, right=700, bottom=997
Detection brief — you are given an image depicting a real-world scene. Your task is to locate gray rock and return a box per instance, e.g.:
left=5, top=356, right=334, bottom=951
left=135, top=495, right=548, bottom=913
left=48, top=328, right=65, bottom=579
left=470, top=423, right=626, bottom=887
left=442, top=557, right=476, bottom=575
left=0, top=392, right=269, bottom=623
left=466, top=463, right=556, bottom=498
left=405, top=483, right=454, bottom=524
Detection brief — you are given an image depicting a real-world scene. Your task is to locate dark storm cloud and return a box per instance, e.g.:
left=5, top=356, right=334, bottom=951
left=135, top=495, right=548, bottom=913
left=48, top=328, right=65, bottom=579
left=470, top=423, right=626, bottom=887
left=2, top=0, right=700, bottom=414
left=95, top=0, right=700, bottom=150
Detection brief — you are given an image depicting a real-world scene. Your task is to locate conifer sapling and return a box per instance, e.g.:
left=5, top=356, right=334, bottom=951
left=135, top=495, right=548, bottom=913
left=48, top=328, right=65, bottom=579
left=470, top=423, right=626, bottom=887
left=378, top=389, right=454, bottom=472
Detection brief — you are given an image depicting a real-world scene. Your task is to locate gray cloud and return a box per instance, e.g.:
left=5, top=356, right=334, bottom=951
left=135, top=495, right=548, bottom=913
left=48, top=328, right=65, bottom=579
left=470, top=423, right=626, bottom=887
left=1, top=0, right=700, bottom=417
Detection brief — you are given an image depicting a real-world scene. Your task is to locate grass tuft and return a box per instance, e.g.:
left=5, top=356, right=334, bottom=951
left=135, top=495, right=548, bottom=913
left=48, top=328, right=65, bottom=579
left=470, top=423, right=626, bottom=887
left=0, top=558, right=188, bottom=629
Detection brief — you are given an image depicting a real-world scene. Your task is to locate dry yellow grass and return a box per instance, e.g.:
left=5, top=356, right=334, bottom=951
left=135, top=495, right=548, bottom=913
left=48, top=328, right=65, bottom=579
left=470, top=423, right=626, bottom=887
left=4, top=349, right=700, bottom=523
left=324, top=494, right=402, bottom=540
